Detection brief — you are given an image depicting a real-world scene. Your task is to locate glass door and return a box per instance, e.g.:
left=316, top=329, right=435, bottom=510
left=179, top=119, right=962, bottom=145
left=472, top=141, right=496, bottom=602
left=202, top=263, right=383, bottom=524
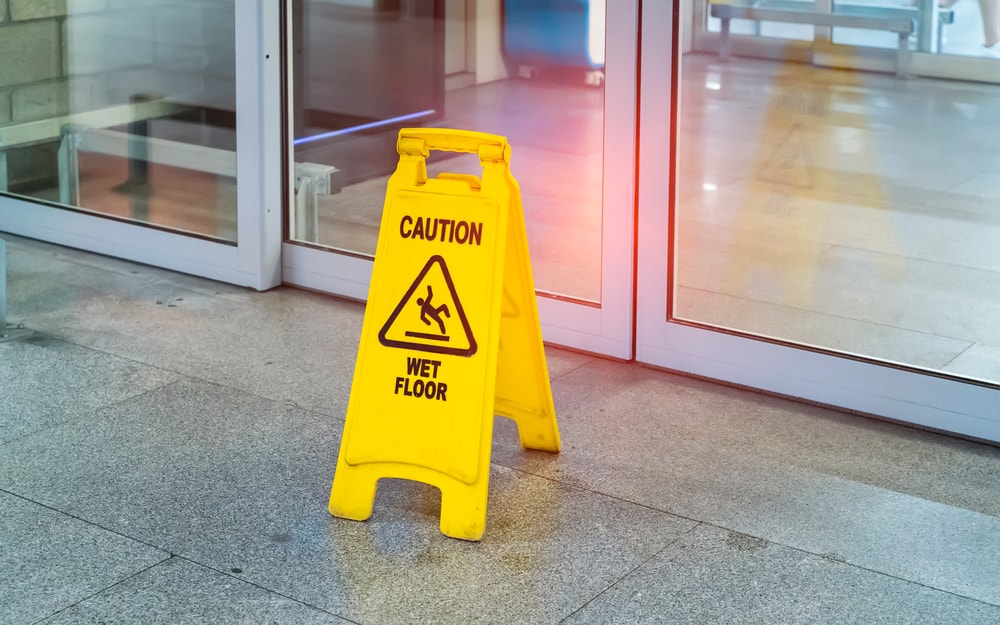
left=0, top=1, right=282, bottom=289
left=281, top=0, right=638, bottom=358
left=637, top=1, right=1000, bottom=442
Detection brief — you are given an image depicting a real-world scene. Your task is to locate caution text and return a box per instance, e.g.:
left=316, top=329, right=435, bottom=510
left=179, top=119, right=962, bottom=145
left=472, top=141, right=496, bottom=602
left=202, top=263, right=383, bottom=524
left=400, top=216, right=483, bottom=246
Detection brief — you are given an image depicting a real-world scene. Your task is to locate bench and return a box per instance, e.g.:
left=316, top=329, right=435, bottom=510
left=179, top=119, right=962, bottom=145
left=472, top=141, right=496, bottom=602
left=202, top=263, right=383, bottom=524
left=709, top=1, right=916, bottom=77
left=0, top=99, right=340, bottom=242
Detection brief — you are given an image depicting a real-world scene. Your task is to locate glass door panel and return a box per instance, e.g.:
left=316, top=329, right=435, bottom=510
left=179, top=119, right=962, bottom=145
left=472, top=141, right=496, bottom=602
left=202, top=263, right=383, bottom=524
left=638, top=1, right=1000, bottom=442
left=1, top=1, right=237, bottom=241
left=284, top=0, right=637, bottom=358
left=0, top=1, right=280, bottom=289
left=831, top=0, right=1000, bottom=61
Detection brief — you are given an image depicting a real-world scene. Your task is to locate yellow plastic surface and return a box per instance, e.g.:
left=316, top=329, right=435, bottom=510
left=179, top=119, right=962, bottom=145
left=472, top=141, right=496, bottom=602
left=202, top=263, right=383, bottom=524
left=328, top=128, right=560, bottom=541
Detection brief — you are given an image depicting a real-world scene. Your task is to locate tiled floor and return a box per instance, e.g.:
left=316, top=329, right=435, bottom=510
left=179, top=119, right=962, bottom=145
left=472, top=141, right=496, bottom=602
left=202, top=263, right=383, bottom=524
left=2, top=231, right=999, bottom=624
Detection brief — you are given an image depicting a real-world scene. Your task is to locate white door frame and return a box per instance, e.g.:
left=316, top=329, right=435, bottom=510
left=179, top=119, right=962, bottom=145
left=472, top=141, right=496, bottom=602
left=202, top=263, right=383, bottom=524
left=635, top=0, right=1000, bottom=443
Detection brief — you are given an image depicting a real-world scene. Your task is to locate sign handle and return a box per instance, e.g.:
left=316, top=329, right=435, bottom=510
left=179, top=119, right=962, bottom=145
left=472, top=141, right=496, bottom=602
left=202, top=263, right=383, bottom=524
left=397, top=129, right=510, bottom=159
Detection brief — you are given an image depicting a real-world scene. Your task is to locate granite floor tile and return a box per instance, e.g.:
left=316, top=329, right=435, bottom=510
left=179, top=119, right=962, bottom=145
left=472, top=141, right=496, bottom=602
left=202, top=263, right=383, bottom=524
left=8, top=254, right=364, bottom=416
left=0, top=333, right=180, bottom=444
left=0, top=377, right=697, bottom=625
left=943, top=342, right=1000, bottom=382
left=500, top=359, right=1000, bottom=516
left=563, top=524, right=1000, bottom=625
left=0, top=491, right=168, bottom=625
left=491, top=359, right=1000, bottom=604
left=543, top=346, right=595, bottom=381
left=39, top=557, right=350, bottom=625
left=0, top=378, right=343, bottom=545
left=3, top=233, right=165, bottom=283
left=217, top=467, right=695, bottom=625
left=3, top=232, right=261, bottom=304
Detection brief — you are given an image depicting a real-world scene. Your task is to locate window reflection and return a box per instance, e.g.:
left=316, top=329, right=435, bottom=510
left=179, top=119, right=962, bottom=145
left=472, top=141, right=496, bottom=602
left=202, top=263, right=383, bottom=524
left=676, top=41, right=1000, bottom=383
left=0, top=1, right=238, bottom=241
left=289, top=0, right=606, bottom=302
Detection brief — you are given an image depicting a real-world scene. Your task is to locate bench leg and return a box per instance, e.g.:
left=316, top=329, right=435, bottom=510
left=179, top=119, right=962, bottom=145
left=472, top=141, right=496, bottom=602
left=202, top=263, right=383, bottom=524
left=897, top=32, right=911, bottom=77
left=720, top=18, right=732, bottom=61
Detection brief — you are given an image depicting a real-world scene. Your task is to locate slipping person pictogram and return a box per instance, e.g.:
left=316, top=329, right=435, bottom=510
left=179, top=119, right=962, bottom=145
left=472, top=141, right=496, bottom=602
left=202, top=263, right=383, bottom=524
left=378, top=255, right=477, bottom=357
left=416, top=285, right=450, bottom=337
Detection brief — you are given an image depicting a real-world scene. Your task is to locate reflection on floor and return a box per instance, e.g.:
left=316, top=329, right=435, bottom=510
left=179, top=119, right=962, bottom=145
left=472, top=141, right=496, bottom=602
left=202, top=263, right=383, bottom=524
left=676, top=54, right=1000, bottom=382
left=78, top=154, right=238, bottom=241
left=6, top=120, right=238, bottom=243
left=3, top=232, right=999, bottom=624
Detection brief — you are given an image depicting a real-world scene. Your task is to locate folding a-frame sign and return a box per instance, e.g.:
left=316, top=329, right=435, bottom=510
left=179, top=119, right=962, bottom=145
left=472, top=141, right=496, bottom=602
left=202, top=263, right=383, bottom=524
left=329, top=129, right=560, bottom=541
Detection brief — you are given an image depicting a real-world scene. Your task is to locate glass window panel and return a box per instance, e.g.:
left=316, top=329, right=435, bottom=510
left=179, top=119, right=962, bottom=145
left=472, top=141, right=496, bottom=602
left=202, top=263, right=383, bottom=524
left=830, top=0, right=915, bottom=50
left=0, top=0, right=238, bottom=242
left=289, top=0, right=606, bottom=302
left=674, top=51, right=1000, bottom=384
left=938, top=0, right=1000, bottom=56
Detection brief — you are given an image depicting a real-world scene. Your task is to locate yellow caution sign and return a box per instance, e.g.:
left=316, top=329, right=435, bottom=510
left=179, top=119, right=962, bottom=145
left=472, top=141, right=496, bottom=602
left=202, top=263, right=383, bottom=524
left=329, top=128, right=560, bottom=541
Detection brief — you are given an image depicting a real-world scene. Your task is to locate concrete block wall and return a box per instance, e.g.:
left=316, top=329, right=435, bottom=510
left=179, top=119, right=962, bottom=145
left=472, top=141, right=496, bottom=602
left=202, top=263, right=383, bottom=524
left=0, top=0, right=235, bottom=188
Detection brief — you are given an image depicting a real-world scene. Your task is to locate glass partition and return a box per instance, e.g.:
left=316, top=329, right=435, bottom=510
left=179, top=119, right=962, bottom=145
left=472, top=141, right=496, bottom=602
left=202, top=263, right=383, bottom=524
left=288, top=0, right=607, bottom=302
left=0, top=0, right=238, bottom=242
left=673, top=36, right=1000, bottom=384
left=636, top=0, right=999, bottom=444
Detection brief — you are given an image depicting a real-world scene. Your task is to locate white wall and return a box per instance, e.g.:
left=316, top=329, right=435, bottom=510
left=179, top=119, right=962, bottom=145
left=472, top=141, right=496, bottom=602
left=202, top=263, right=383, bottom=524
left=474, top=0, right=507, bottom=83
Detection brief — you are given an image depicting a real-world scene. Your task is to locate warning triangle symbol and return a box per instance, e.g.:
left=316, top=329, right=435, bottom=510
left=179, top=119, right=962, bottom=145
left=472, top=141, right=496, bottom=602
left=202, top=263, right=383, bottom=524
left=378, top=255, right=478, bottom=357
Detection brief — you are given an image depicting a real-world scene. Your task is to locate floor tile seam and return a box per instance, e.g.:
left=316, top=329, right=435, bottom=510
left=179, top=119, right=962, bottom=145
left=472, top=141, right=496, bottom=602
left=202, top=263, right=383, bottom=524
left=634, top=359, right=1000, bottom=452
left=5, top=485, right=362, bottom=624
left=691, top=213, right=1000, bottom=273
left=830, top=238, right=1000, bottom=276
left=939, top=342, right=977, bottom=369
left=165, top=554, right=364, bottom=625
left=67, top=344, right=348, bottom=422
left=677, top=284, right=982, bottom=349
left=832, top=187, right=1000, bottom=225
left=4, top=245, right=168, bottom=288
left=141, top=371, right=347, bottom=424
left=840, top=188, right=997, bottom=225
left=15, top=329, right=187, bottom=381
left=939, top=168, right=986, bottom=198
left=556, top=522, right=707, bottom=624
left=1, top=488, right=173, bottom=559
left=28, top=557, right=172, bottom=625
left=15, top=332, right=347, bottom=422
left=545, top=356, right=602, bottom=381
left=143, top=275, right=256, bottom=303
left=0, top=377, right=189, bottom=451
left=693, top=519, right=1000, bottom=610
left=486, top=467, right=1000, bottom=608
left=490, top=462, right=705, bottom=525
